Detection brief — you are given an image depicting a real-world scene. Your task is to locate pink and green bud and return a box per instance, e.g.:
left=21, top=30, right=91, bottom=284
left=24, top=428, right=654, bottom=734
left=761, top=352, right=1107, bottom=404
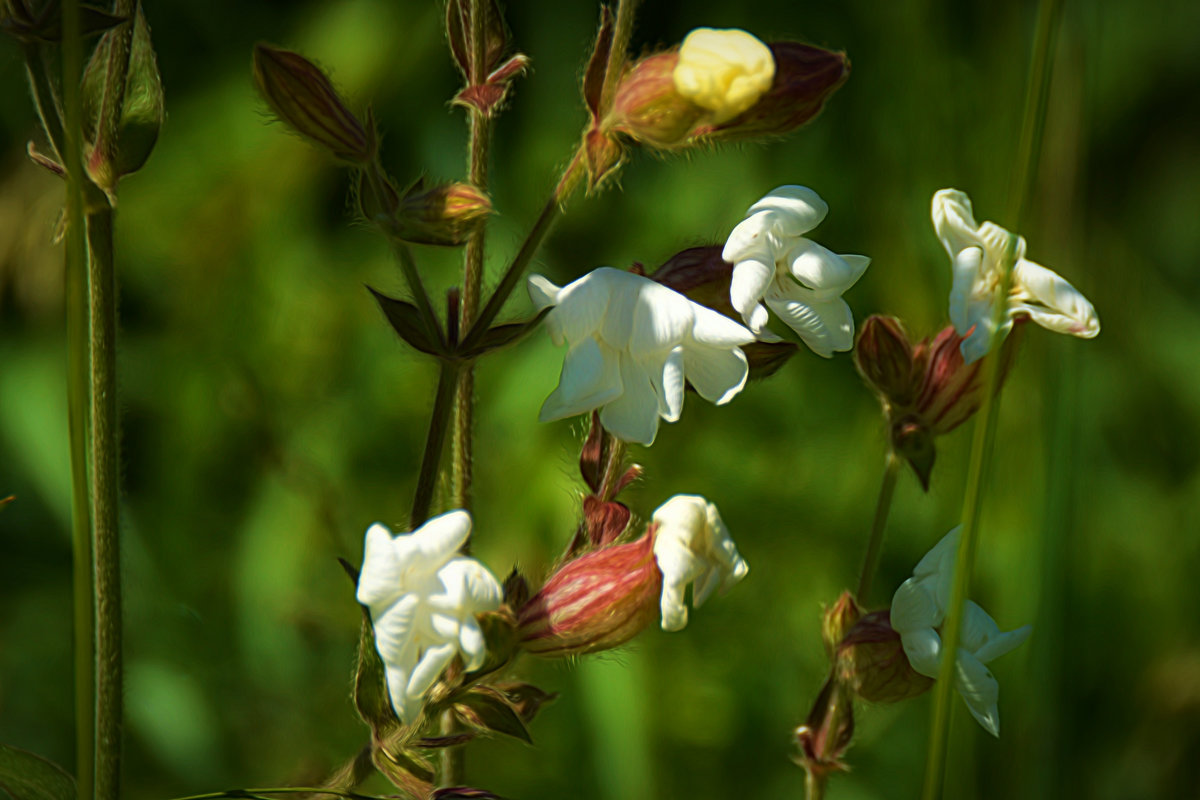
left=607, top=51, right=705, bottom=148
left=795, top=676, right=855, bottom=781
left=516, top=530, right=662, bottom=657
left=387, top=180, right=492, bottom=247
left=821, top=591, right=862, bottom=656
left=854, top=315, right=917, bottom=408
left=252, top=43, right=375, bottom=165
left=836, top=610, right=933, bottom=704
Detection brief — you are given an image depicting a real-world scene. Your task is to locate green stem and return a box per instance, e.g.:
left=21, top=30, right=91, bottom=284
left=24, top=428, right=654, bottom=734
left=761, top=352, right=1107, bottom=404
left=86, top=206, right=122, bottom=800
left=1007, top=0, right=1064, bottom=229
left=410, top=361, right=459, bottom=530
left=598, top=0, right=641, bottom=116
left=854, top=450, right=901, bottom=604
left=805, top=770, right=827, bottom=800
left=458, top=150, right=582, bottom=353
left=60, top=1, right=94, bottom=798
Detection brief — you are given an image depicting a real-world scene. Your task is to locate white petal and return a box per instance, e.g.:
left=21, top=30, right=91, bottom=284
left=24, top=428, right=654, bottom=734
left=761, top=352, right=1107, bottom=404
left=744, top=186, right=828, bottom=236
left=681, top=343, right=749, bottom=405
left=599, top=356, right=662, bottom=445
left=406, top=642, right=458, bottom=703
left=955, top=649, right=1001, bottom=737
left=899, top=626, right=942, bottom=679
left=539, top=337, right=623, bottom=422
left=914, top=527, right=961, bottom=579
left=890, top=577, right=940, bottom=634
left=690, top=303, right=756, bottom=348
left=949, top=246, right=985, bottom=336
left=458, top=617, right=488, bottom=671
left=691, top=567, right=723, bottom=609
left=959, top=320, right=997, bottom=365
left=767, top=291, right=854, bottom=358
left=385, top=663, right=418, bottom=723
left=526, top=274, right=562, bottom=311
left=412, top=510, right=473, bottom=564
left=629, top=281, right=693, bottom=353
left=555, top=268, right=619, bottom=344
left=428, top=611, right=461, bottom=642
left=1012, top=259, right=1100, bottom=338
left=932, top=188, right=982, bottom=260
left=785, top=239, right=866, bottom=293
left=356, top=523, right=404, bottom=609
left=431, top=557, right=503, bottom=615
left=960, top=600, right=1002, bottom=653
left=973, top=623, right=1032, bottom=664
left=659, top=573, right=690, bottom=632
left=723, top=214, right=779, bottom=266
left=371, top=593, right=422, bottom=666
left=647, top=348, right=685, bottom=422
left=729, top=259, right=774, bottom=325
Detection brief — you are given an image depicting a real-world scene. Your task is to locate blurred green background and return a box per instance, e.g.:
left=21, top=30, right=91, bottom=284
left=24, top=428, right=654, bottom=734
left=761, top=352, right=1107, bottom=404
left=2, top=0, right=1199, bottom=798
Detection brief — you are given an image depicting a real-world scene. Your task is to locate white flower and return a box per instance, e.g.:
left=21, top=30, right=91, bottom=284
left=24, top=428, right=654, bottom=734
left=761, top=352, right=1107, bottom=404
left=355, top=510, right=502, bottom=723
left=652, top=495, right=749, bottom=632
left=528, top=267, right=756, bottom=446
left=932, top=188, right=1100, bottom=364
left=890, top=527, right=1031, bottom=737
left=722, top=185, right=870, bottom=356
left=673, top=28, right=775, bottom=123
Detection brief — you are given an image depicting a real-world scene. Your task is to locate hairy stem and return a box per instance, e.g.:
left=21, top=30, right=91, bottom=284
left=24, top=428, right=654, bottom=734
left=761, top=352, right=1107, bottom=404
left=411, top=362, right=460, bottom=530
left=805, top=771, right=827, bottom=800
left=87, top=206, right=123, bottom=800
left=598, top=0, right=642, bottom=115
left=854, top=450, right=901, bottom=604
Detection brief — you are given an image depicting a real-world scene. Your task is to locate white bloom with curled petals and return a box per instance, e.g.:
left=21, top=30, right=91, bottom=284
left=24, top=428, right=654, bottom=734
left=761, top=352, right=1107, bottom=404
left=528, top=267, right=756, bottom=446
left=651, top=495, right=748, bottom=632
left=932, top=188, right=1100, bottom=364
left=356, top=510, right=502, bottom=723
left=723, top=185, right=870, bottom=356
left=673, top=28, right=775, bottom=123
left=890, top=528, right=1031, bottom=737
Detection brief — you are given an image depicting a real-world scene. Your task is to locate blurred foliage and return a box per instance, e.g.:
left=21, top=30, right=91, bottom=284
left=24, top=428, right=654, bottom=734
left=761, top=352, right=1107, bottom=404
left=2, top=0, right=1200, bottom=799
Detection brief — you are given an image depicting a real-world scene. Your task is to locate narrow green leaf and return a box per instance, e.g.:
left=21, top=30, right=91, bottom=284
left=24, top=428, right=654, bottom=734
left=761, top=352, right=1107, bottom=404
left=0, top=744, right=75, bottom=800
left=454, top=687, right=532, bottom=744
left=495, top=682, right=558, bottom=724
left=369, top=287, right=447, bottom=357
left=352, top=606, right=400, bottom=736
left=459, top=308, right=550, bottom=359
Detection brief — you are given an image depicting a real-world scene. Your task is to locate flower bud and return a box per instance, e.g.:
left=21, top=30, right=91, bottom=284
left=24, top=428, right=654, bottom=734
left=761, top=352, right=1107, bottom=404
left=673, top=28, right=775, bottom=124
left=607, top=51, right=705, bottom=148
left=701, top=43, right=849, bottom=142
left=252, top=43, right=374, bottom=165
left=854, top=315, right=917, bottom=407
left=821, top=591, right=862, bottom=655
left=835, top=610, right=933, bottom=704
left=795, top=676, right=854, bottom=780
left=516, top=531, right=662, bottom=657
left=387, top=180, right=492, bottom=247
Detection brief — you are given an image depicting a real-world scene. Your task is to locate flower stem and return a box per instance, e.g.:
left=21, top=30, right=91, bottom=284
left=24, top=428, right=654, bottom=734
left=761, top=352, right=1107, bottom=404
left=805, top=770, right=827, bottom=800
left=86, top=205, right=123, bottom=800
left=598, top=0, right=642, bottom=116
left=854, top=450, right=901, bottom=604
left=411, top=361, right=460, bottom=530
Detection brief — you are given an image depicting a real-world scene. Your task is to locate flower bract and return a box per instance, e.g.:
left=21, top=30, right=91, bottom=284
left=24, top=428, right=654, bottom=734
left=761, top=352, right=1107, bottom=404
left=528, top=267, right=755, bottom=446
left=652, top=494, right=749, bottom=631
left=723, top=185, right=870, bottom=356
left=889, top=527, right=1031, bottom=736
left=932, top=188, right=1100, bottom=364
left=673, top=28, right=775, bottom=123
left=355, top=510, right=502, bottom=723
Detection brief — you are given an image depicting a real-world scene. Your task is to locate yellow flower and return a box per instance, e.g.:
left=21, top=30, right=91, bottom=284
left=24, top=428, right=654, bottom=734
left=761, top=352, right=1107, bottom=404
left=673, top=28, right=775, bottom=123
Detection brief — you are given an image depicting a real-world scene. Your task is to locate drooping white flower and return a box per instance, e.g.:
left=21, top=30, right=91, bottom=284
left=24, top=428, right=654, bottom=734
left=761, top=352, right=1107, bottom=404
left=652, top=495, right=749, bottom=632
left=723, top=185, right=870, bottom=356
left=528, top=267, right=756, bottom=446
left=890, top=527, right=1031, bottom=736
left=673, top=28, right=776, bottom=123
left=932, top=188, right=1100, bottom=364
left=355, top=510, right=502, bottom=723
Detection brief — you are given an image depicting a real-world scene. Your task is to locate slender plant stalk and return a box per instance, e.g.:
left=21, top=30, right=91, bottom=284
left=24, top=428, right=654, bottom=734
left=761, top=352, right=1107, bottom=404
left=59, top=1, right=95, bottom=798
left=410, top=361, right=460, bottom=530
left=920, top=3, right=1063, bottom=796
left=854, top=450, right=901, bottom=604
left=86, top=205, right=122, bottom=800
left=597, top=0, right=641, bottom=115
left=805, top=771, right=827, bottom=800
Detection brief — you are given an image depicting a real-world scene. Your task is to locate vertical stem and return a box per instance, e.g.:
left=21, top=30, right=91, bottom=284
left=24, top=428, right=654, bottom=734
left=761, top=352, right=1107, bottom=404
left=597, top=436, right=625, bottom=502
left=86, top=207, right=122, bottom=800
left=854, top=451, right=901, bottom=604
left=598, top=0, right=642, bottom=115
left=60, top=1, right=94, bottom=797
left=805, top=771, right=827, bottom=800
left=920, top=3, right=1062, bottom=796
left=411, top=362, right=460, bottom=530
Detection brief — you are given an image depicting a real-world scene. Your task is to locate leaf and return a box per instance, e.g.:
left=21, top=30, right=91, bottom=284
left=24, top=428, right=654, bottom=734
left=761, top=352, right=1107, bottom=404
left=459, top=308, right=550, bottom=359
left=583, top=6, right=614, bottom=117
left=372, top=745, right=434, bottom=798
left=352, top=605, right=401, bottom=737
left=0, top=744, right=75, bottom=800
left=368, top=287, right=446, bottom=357
left=453, top=687, right=532, bottom=744
left=495, top=682, right=558, bottom=725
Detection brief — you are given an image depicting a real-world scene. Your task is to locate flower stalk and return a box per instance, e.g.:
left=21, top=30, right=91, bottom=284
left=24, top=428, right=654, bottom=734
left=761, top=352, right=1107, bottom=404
left=411, top=361, right=460, bottom=530
left=854, top=450, right=900, bottom=604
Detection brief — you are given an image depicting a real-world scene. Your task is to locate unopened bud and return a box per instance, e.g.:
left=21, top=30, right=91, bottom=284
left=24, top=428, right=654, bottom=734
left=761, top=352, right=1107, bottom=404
left=892, top=415, right=935, bottom=491
left=673, top=28, right=775, bottom=124
left=516, top=530, right=661, bottom=657
left=836, top=610, right=933, bottom=704
left=582, top=495, right=631, bottom=547
left=253, top=43, right=374, bottom=165
left=391, top=180, right=492, bottom=247
left=702, top=43, right=849, bottom=142
left=795, top=676, right=854, bottom=780
left=821, top=591, right=862, bottom=655
left=855, top=315, right=917, bottom=406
